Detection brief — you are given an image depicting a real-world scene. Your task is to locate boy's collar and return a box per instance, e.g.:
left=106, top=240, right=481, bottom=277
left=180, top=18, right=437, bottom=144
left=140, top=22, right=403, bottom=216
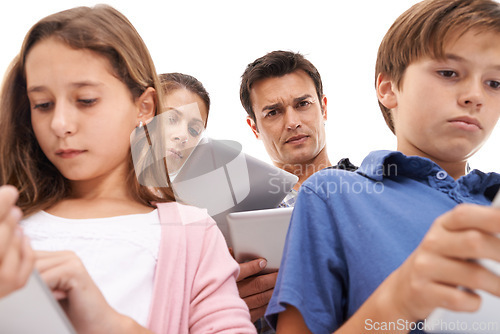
left=355, top=150, right=436, bottom=181
left=356, top=151, right=500, bottom=196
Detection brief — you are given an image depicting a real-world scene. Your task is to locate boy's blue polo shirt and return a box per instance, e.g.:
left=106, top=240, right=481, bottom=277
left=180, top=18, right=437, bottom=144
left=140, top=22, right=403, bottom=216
left=265, top=150, right=500, bottom=334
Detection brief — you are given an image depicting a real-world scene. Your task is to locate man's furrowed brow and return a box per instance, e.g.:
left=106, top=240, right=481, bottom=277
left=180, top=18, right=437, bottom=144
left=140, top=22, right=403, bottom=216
left=294, top=94, right=314, bottom=104
left=262, top=102, right=282, bottom=112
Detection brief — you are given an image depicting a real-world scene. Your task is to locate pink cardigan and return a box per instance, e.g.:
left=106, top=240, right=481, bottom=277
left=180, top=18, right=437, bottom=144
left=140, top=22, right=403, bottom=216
left=147, top=202, right=256, bottom=333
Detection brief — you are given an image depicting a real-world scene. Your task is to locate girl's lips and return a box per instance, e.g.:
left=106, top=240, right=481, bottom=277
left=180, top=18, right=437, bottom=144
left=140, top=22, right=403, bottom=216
left=55, top=149, right=86, bottom=158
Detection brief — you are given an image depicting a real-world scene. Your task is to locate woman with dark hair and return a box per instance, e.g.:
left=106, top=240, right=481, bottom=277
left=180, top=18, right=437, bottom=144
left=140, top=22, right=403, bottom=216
left=159, top=73, right=210, bottom=175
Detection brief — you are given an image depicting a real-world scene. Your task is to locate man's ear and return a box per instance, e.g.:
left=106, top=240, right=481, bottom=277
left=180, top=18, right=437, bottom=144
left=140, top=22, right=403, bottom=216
left=136, top=87, right=156, bottom=124
left=321, top=95, right=328, bottom=122
left=246, top=116, right=260, bottom=140
left=376, top=73, right=398, bottom=110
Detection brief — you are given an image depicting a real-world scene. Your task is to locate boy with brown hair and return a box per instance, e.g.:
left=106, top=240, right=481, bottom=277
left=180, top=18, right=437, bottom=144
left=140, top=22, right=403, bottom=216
left=265, top=0, right=500, bottom=332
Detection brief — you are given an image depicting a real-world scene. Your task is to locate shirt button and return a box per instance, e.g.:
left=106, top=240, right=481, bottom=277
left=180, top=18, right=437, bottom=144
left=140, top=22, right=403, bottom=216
left=436, top=171, right=448, bottom=180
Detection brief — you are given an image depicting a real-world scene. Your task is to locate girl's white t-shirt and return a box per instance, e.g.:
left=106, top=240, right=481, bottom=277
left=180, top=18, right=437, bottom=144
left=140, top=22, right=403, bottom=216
left=20, top=209, right=161, bottom=327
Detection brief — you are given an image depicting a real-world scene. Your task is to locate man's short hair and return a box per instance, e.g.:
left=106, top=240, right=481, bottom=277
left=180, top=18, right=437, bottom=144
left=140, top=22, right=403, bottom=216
left=240, top=50, right=323, bottom=123
left=376, top=0, right=500, bottom=133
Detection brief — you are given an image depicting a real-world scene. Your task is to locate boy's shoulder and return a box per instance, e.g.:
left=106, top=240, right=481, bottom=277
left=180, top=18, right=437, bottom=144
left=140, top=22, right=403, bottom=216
left=303, top=150, right=397, bottom=188
left=300, top=150, right=500, bottom=203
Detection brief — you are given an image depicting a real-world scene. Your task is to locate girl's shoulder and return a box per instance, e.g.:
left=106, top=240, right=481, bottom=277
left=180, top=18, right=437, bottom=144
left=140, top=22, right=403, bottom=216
left=155, top=202, right=214, bottom=227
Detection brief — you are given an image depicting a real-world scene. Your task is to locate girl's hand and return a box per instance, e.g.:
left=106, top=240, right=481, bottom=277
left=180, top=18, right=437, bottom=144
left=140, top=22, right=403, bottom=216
left=35, top=250, right=152, bottom=334
left=0, top=185, right=34, bottom=298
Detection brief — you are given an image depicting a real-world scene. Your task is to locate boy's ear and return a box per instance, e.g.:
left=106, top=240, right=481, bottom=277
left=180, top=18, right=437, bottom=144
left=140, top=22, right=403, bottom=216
left=246, top=116, right=260, bottom=139
left=376, top=73, right=398, bottom=109
left=136, top=87, right=156, bottom=123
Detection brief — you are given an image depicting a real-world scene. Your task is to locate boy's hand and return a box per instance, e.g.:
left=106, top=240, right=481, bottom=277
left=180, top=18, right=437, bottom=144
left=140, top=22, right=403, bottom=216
left=384, top=204, right=500, bottom=321
left=0, top=185, right=34, bottom=298
left=237, top=259, right=278, bottom=322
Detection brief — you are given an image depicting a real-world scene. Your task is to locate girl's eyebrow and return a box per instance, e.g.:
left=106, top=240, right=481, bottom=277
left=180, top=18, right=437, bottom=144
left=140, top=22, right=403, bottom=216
left=27, top=85, right=49, bottom=94
left=27, top=81, right=102, bottom=94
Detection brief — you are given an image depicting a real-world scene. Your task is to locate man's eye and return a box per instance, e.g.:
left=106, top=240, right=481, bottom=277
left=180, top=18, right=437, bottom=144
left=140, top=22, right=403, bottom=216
left=297, top=100, right=311, bottom=108
left=437, top=70, right=457, bottom=78
left=265, top=110, right=277, bottom=117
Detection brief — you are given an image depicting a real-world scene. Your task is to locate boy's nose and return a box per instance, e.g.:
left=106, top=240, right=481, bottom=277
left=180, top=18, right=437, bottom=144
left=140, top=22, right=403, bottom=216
left=459, top=79, right=484, bottom=110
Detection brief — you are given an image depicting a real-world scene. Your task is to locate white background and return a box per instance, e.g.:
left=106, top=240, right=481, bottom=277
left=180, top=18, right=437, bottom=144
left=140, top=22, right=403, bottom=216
left=1, top=0, right=498, bottom=173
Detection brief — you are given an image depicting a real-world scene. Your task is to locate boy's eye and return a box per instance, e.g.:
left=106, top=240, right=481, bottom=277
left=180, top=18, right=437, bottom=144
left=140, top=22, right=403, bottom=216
left=486, top=80, right=500, bottom=89
left=437, top=70, right=457, bottom=78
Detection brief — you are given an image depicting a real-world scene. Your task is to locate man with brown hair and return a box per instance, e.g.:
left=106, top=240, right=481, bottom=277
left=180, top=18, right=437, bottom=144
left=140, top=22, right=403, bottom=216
left=240, top=50, right=356, bottom=206
left=237, top=50, right=356, bottom=332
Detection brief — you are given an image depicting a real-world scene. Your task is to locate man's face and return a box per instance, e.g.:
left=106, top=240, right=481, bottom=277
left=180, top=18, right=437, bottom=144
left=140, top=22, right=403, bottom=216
left=247, top=70, right=327, bottom=167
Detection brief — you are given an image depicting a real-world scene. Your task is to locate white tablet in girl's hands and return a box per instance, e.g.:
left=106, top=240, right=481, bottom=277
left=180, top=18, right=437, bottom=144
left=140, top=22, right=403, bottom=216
left=0, top=270, right=76, bottom=334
